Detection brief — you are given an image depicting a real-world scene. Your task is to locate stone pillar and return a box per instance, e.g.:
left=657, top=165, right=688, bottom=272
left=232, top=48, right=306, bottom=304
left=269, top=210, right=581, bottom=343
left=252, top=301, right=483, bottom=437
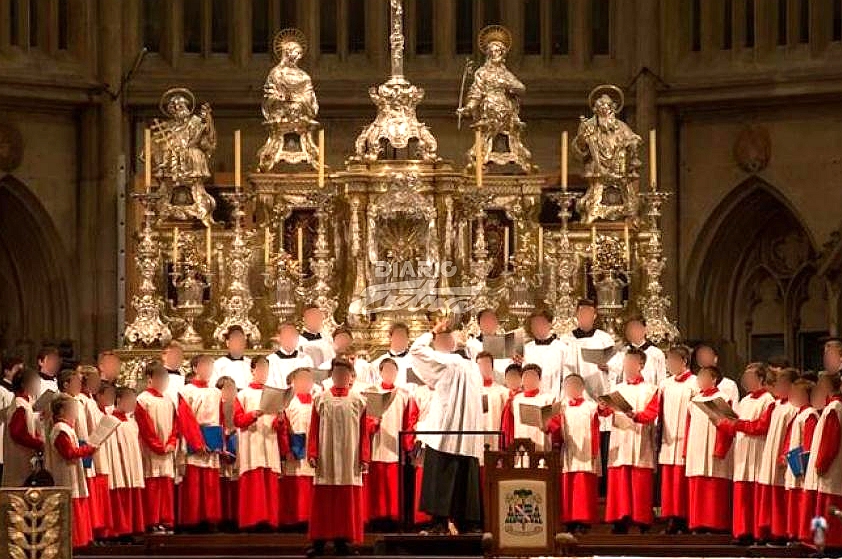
left=78, top=107, right=99, bottom=358
left=635, top=0, right=659, bottom=191
left=659, top=107, right=680, bottom=322
left=96, top=0, right=123, bottom=352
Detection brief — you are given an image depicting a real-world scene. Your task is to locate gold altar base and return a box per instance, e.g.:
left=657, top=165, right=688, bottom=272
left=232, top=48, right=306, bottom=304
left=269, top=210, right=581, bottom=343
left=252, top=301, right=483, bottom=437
left=0, top=487, right=73, bottom=559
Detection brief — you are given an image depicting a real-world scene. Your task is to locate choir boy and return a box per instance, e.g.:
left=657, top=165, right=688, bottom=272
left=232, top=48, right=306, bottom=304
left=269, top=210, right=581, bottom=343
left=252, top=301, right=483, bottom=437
left=658, top=345, right=698, bottom=534
left=685, top=366, right=733, bottom=533
left=504, top=363, right=554, bottom=451
left=693, top=344, right=740, bottom=406
left=716, top=362, right=775, bottom=545
left=216, top=376, right=239, bottom=528
left=231, top=357, right=282, bottom=530
left=367, top=358, right=418, bottom=525
left=522, top=309, right=570, bottom=399
left=134, top=361, right=178, bottom=534
left=411, top=320, right=484, bottom=535
left=0, top=356, right=21, bottom=482
left=806, top=372, right=842, bottom=548
left=78, top=366, right=113, bottom=537
left=608, top=316, right=667, bottom=387
left=280, top=366, right=316, bottom=526
left=212, top=325, right=252, bottom=389
left=97, top=350, right=121, bottom=385
left=465, top=309, right=512, bottom=373
left=799, top=377, right=828, bottom=544
left=1, top=368, right=43, bottom=486
left=598, top=348, right=659, bottom=533
left=499, top=363, right=523, bottom=450
left=110, top=387, right=146, bottom=538
left=477, top=351, right=508, bottom=453
left=306, top=358, right=370, bottom=557
left=756, top=367, right=798, bottom=543
left=45, top=394, right=97, bottom=548
left=161, top=341, right=186, bottom=406
left=267, top=322, right=314, bottom=388
left=561, top=300, right=614, bottom=400
left=822, top=339, right=842, bottom=376
left=546, top=374, right=600, bottom=533
left=784, top=378, right=818, bottom=543
left=299, top=304, right=331, bottom=367
left=370, top=322, right=413, bottom=387
left=178, top=354, right=223, bottom=529
left=36, top=345, right=61, bottom=397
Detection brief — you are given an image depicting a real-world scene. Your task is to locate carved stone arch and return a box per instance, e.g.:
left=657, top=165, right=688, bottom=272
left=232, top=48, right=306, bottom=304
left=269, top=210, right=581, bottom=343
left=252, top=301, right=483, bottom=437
left=683, top=177, right=816, bottom=371
left=0, top=174, right=76, bottom=360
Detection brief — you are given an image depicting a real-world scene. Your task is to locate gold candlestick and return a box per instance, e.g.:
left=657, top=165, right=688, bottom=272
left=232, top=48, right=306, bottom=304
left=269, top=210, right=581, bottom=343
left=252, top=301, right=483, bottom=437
left=206, top=226, right=212, bottom=268
left=297, top=226, right=304, bottom=268
left=172, top=227, right=179, bottom=264
left=264, top=227, right=270, bottom=266
left=144, top=128, right=152, bottom=191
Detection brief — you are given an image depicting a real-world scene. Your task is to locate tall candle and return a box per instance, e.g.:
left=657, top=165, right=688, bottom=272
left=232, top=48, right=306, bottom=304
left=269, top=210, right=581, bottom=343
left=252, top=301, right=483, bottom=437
left=624, top=224, right=630, bottom=264
left=649, top=129, right=657, bottom=191
left=538, top=226, right=544, bottom=273
left=264, top=227, right=270, bottom=265
left=297, top=226, right=304, bottom=267
left=144, top=128, right=152, bottom=190
left=318, top=129, right=325, bottom=188
left=561, top=130, right=568, bottom=191
left=475, top=130, right=483, bottom=188
left=591, top=226, right=597, bottom=262
left=503, top=226, right=509, bottom=270
left=172, top=227, right=179, bottom=264
left=234, top=130, right=242, bottom=189
left=206, top=226, right=212, bottom=268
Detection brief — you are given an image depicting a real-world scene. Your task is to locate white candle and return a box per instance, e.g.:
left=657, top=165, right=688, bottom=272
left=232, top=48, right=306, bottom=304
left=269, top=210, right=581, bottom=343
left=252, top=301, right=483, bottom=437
left=144, top=128, right=152, bottom=190
left=475, top=130, right=483, bottom=188
left=206, top=226, right=212, bottom=268
left=649, top=129, right=657, bottom=191
left=318, top=129, right=325, bottom=188
left=538, top=226, right=544, bottom=273
left=503, top=226, right=509, bottom=270
left=172, top=227, right=179, bottom=264
left=297, top=226, right=304, bottom=268
left=234, top=129, right=242, bottom=189
left=264, top=227, right=270, bottom=266
left=561, top=130, right=568, bottom=191
left=591, top=226, right=597, bottom=262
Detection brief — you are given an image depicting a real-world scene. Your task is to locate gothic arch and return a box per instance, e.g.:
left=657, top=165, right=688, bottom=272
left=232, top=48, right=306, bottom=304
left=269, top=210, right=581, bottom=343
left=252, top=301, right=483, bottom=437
left=0, top=175, right=75, bottom=360
left=683, top=177, right=817, bottom=370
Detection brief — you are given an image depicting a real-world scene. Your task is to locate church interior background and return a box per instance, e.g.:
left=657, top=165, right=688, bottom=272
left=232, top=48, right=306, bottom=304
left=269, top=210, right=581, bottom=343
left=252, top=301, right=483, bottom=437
left=1, top=0, right=842, bottom=377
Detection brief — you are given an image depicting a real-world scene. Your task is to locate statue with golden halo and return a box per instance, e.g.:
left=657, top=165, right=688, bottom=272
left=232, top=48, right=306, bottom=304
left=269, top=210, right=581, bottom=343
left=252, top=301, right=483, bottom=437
left=151, top=87, right=217, bottom=226
left=573, top=85, right=642, bottom=223
left=457, top=25, right=535, bottom=173
left=257, top=28, right=320, bottom=171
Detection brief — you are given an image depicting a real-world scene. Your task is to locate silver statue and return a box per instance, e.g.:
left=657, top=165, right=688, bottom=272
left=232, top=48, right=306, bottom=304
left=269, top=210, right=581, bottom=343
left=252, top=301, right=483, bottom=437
left=457, top=25, right=534, bottom=173
left=351, top=0, right=439, bottom=162
left=573, top=85, right=642, bottom=223
left=257, top=29, right=321, bottom=171
left=151, top=88, right=217, bottom=227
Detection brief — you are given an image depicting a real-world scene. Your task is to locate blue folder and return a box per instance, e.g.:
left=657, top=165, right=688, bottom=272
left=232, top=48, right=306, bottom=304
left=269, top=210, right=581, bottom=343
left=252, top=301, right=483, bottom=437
left=785, top=446, right=805, bottom=477
left=201, top=425, right=224, bottom=452
left=79, top=440, right=93, bottom=469
left=225, top=433, right=237, bottom=456
left=290, top=433, right=306, bottom=460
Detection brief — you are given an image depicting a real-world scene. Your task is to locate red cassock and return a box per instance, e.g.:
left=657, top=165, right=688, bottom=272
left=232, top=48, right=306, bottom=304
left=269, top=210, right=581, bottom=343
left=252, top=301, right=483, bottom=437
left=307, top=387, right=370, bottom=544
left=600, top=378, right=660, bottom=526
left=47, top=422, right=97, bottom=548
left=108, top=411, right=146, bottom=537
left=233, top=384, right=284, bottom=529
left=685, top=387, right=734, bottom=532
left=755, top=398, right=798, bottom=540
left=367, top=383, right=418, bottom=522
left=279, top=393, right=316, bottom=525
left=718, top=389, right=775, bottom=539
left=177, top=380, right=223, bottom=526
left=658, top=371, right=697, bottom=521
left=135, top=388, right=179, bottom=529
left=811, top=397, right=842, bottom=547
left=782, top=406, right=817, bottom=541
left=547, top=397, right=601, bottom=524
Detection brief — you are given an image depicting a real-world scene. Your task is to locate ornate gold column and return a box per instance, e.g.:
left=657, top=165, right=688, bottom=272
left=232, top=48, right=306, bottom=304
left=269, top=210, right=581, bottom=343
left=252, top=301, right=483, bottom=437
left=0, top=487, right=73, bottom=559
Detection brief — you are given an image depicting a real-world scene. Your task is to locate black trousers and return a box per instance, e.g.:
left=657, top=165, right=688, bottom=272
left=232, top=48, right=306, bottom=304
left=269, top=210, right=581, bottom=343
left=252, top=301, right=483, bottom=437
left=419, top=447, right=481, bottom=525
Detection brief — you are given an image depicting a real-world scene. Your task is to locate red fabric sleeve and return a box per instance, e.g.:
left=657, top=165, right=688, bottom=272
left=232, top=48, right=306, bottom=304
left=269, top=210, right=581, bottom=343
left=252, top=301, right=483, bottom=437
left=402, top=397, right=419, bottom=453
left=803, top=414, right=818, bottom=451
left=177, top=394, right=205, bottom=452
left=277, top=412, right=291, bottom=456
left=590, top=412, right=600, bottom=457
left=815, top=411, right=841, bottom=475
left=714, top=423, right=735, bottom=459
left=500, top=397, right=515, bottom=449
left=598, top=405, right=614, bottom=417
left=546, top=414, right=562, bottom=447
left=54, top=431, right=96, bottom=459
left=778, top=417, right=796, bottom=465
left=134, top=402, right=168, bottom=455
left=306, top=404, right=320, bottom=461
left=233, top=398, right=259, bottom=429
left=8, top=407, right=43, bottom=450
left=633, top=391, right=660, bottom=424
left=359, top=410, right=371, bottom=465
left=736, top=401, right=775, bottom=435
left=167, top=406, right=179, bottom=448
